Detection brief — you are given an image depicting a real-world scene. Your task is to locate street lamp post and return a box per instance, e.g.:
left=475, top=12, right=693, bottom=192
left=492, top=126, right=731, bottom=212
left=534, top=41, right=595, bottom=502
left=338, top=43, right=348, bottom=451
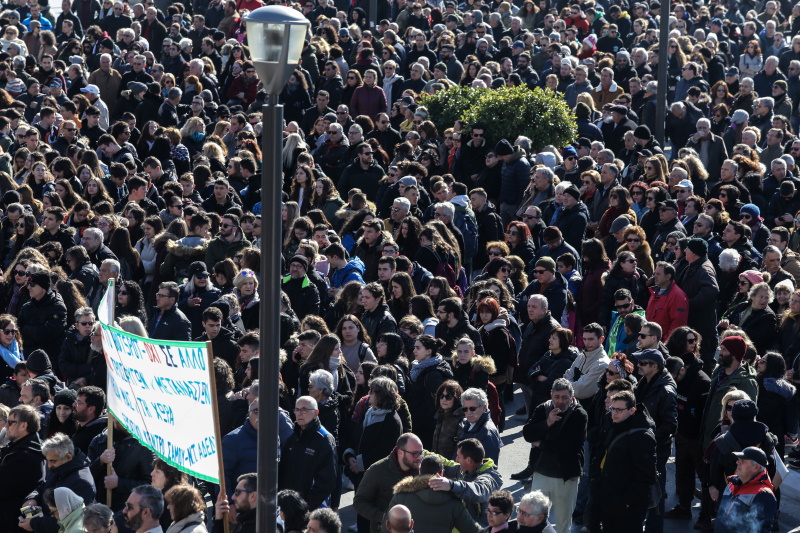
left=243, top=6, right=309, bottom=533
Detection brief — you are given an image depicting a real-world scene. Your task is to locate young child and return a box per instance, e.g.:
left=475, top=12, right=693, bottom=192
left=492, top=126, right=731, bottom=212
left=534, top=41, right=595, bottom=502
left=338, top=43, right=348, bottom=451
left=5, top=70, right=26, bottom=98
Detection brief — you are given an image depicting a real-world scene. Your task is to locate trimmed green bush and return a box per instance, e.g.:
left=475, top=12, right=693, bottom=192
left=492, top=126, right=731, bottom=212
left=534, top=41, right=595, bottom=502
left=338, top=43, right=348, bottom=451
left=421, top=85, right=577, bottom=151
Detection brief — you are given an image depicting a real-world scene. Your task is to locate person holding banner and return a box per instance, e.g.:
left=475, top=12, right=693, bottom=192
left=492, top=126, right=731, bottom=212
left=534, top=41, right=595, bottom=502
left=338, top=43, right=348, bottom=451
left=87, top=419, right=155, bottom=511
left=214, top=473, right=258, bottom=533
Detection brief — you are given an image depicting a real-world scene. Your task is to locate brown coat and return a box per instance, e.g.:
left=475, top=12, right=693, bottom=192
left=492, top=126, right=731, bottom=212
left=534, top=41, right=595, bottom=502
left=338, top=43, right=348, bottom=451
left=88, top=67, right=122, bottom=110
left=431, top=406, right=464, bottom=459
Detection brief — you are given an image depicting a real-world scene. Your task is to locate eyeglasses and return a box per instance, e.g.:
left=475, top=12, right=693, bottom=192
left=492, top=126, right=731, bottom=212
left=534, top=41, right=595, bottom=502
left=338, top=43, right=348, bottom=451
left=195, top=273, right=209, bottom=279
left=533, top=269, right=547, bottom=275
left=609, top=407, right=629, bottom=413
left=638, top=360, right=655, bottom=367
left=439, top=394, right=453, bottom=400
left=13, top=269, right=26, bottom=276
left=686, top=337, right=697, bottom=343
left=626, top=238, right=641, bottom=243
left=464, top=406, right=482, bottom=412
left=155, top=293, right=172, bottom=298
left=6, top=419, right=18, bottom=425
left=233, top=489, right=255, bottom=496
left=1, top=328, right=17, bottom=335
left=399, top=448, right=423, bottom=457
left=614, top=303, right=631, bottom=309
left=638, top=332, right=653, bottom=339
left=487, top=510, right=506, bottom=516
left=78, top=321, right=94, bottom=326
left=606, top=368, right=620, bottom=376
left=15, top=223, right=25, bottom=228
left=725, top=405, right=734, bottom=412
left=294, top=407, right=314, bottom=414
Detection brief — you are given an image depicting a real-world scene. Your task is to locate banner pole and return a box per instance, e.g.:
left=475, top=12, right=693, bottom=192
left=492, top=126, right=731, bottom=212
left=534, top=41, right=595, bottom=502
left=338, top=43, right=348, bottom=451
left=206, top=342, right=230, bottom=533
left=106, top=279, right=116, bottom=507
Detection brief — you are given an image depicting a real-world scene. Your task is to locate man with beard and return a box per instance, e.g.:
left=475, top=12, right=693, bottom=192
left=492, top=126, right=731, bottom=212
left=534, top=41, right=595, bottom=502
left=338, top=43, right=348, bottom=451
left=699, top=336, right=758, bottom=451
left=71, top=385, right=107, bottom=454
left=122, top=485, right=163, bottom=533
left=355, top=433, right=423, bottom=533
left=214, top=473, right=257, bottom=533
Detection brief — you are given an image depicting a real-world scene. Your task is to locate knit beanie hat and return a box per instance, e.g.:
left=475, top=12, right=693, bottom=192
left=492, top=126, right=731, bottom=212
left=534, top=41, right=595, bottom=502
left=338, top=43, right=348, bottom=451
left=720, top=335, right=747, bottom=361
left=26, top=349, right=52, bottom=374
left=54, top=388, right=78, bottom=408
left=535, top=256, right=556, bottom=273
left=583, top=34, right=597, bottom=48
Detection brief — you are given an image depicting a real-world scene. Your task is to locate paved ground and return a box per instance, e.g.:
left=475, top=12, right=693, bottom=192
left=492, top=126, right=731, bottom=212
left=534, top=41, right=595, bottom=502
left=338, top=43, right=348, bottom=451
left=337, top=387, right=800, bottom=533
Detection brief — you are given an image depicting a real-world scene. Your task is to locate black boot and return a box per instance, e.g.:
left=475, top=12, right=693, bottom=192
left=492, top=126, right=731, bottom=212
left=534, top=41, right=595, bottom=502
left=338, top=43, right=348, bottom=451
left=510, top=448, right=537, bottom=481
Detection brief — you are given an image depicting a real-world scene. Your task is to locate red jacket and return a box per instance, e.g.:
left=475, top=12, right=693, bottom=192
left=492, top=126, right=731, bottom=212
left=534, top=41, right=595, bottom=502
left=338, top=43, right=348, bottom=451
left=227, top=75, right=259, bottom=109
left=565, top=15, right=590, bottom=35
left=350, top=84, right=387, bottom=121
left=646, top=280, right=689, bottom=340
left=716, top=471, right=776, bottom=533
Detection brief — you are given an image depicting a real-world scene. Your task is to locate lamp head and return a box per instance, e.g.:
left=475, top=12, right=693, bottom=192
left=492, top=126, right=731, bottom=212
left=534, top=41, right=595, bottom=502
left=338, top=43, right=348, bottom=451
left=244, top=6, right=310, bottom=95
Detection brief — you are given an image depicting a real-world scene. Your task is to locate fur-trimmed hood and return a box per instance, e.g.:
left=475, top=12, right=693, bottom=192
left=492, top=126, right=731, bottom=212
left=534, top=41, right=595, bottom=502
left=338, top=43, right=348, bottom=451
left=153, top=231, right=178, bottom=249
left=393, top=473, right=437, bottom=494
left=166, top=235, right=209, bottom=257
left=451, top=355, right=497, bottom=375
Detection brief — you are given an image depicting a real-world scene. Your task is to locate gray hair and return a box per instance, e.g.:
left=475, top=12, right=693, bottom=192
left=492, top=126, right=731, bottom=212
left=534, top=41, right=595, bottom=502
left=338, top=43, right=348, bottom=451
left=520, top=490, right=552, bottom=517
left=167, top=87, right=182, bottom=100
left=759, top=97, right=775, bottom=109
left=132, top=485, right=164, bottom=518
left=74, top=307, right=95, bottom=322
left=461, top=387, right=488, bottom=407
left=551, top=377, right=574, bottom=396
left=718, top=248, right=741, bottom=272
left=723, top=158, right=739, bottom=173
left=329, top=123, right=343, bottom=134
left=529, top=294, right=549, bottom=310
left=249, top=379, right=259, bottom=398
left=83, top=227, right=103, bottom=241
left=308, top=369, right=334, bottom=397
left=296, top=395, right=318, bottom=410
left=83, top=504, right=113, bottom=530
left=764, top=245, right=782, bottom=259
left=771, top=158, right=787, bottom=169
left=536, top=167, right=555, bottom=183
left=393, top=197, right=410, bottom=210
left=349, top=124, right=363, bottom=135
left=101, top=258, right=120, bottom=274
left=435, top=202, right=454, bottom=219
left=42, top=432, right=75, bottom=459
left=645, top=81, right=658, bottom=93
left=671, top=167, right=688, bottom=180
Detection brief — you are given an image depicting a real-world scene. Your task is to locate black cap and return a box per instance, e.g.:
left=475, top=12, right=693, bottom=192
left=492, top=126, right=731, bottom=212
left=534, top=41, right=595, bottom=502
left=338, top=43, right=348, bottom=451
left=732, top=446, right=768, bottom=468
left=188, top=261, right=209, bottom=278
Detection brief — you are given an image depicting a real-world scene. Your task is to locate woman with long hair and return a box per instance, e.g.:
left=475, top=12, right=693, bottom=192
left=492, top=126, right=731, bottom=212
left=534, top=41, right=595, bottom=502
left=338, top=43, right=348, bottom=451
left=45, top=389, right=79, bottom=438
left=598, top=186, right=636, bottom=239
left=325, top=280, right=364, bottom=330
left=477, top=296, right=514, bottom=405
left=116, top=280, right=148, bottom=325
left=82, top=176, right=113, bottom=207
left=431, top=380, right=464, bottom=458
left=341, top=69, right=363, bottom=109
left=10, top=213, right=38, bottom=264
left=396, top=216, right=422, bottom=259
left=108, top=226, right=143, bottom=282
left=504, top=220, right=535, bottom=267
left=414, top=225, right=461, bottom=281
left=387, top=272, right=416, bottom=323
left=29, top=160, right=56, bottom=200
left=54, top=179, right=80, bottom=211
left=409, top=294, right=438, bottom=336
left=298, top=333, right=353, bottom=399
left=280, top=69, right=312, bottom=125
left=135, top=215, right=163, bottom=295
left=739, top=40, right=763, bottom=78
left=335, top=314, right=376, bottom=371
left=600, top=250, right=649, bottom=324
left=54, top=279, right=87, bottom=327
left=282, top=216, right=313, bottom=261
left=212, top=258, right=238, bottom=296
left=755, top=352, right=796, bottom=460
left=407, top=334, right=453, bottom=447
left=290, top=164, right=316, bottom=214
left=424, top=276, right=457, bottom=309
left=311, top=177, right=345, bottom=224
left=718, top=282, right=777, bottom=354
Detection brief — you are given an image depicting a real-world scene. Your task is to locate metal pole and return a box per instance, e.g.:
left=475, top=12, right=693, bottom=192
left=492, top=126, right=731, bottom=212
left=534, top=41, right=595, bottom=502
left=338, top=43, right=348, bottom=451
left=256, top=92, right=283, bottom=533
left=654, top=0, right=671, bottom=146
left=370, top=0, right=377, bottom=29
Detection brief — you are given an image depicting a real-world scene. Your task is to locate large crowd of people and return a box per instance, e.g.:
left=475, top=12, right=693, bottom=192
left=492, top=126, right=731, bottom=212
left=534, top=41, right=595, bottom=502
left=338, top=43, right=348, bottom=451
left=0, top=0, right=799, bottom=531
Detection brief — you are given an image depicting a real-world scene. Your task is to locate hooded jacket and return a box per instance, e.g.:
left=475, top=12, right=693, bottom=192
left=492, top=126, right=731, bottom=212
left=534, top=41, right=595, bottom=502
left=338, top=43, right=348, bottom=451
left=354, top=449, right=419, bottom=533
left=715, top=470, right=776, bottom=533
left=329, top=257, right=366, bottom=288
left=499, top=147, right=531, bottom=206
left=441, top=457, right=503, bottom=526
left=701, top=363, right=759, bottom=448
left=281, top=274, right=321, bottom=320
left=432, top=407, right=465, bottom=460
left=205, top=234, right=251, bottom=270
left=384, top=474, right=480, bottom=533
left=18, top=290, right=68, bottom=366
left=53, top=487, right=85, bottom=533
left=528, top=346, right=580, bottom=408
left=160, top=235, right=209, bottom=281
left=565, top=345, right=610, bottom=402
left=555, top=201, right=589, bottom=251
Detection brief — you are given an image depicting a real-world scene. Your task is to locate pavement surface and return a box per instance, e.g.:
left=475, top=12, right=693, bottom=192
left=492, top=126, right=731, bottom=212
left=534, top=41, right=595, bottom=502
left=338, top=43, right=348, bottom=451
left=337, top=386, right=800, bottom=533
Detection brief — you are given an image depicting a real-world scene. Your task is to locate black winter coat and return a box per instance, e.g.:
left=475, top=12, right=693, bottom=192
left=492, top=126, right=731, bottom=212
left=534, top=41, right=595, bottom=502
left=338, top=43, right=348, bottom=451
left=147, top=305, right=192, bottom=341
left=58, top=327, right=93, bottom=386
left=675, top=356, right=711, bottom=439
left=195, top=328, right=240, bottom=370
left=278, top=417, right=337, bottom=509
left=281, top=275, right=321, bottom=320
left=600, top=268, right=649, bottom=326
left=27, top=450, right=96, bottom=533
left=517, top=313, right=560, bottom=380
left=676, top=258, right=720, bottom=361
left=178, top=284, right=222, bottom=339
left=407, top=357, right=453, bottom=448
left=635, top=369, right=678, bottom=459
left=528, top=347, right=579, bottom=409
left=595, top=407, right=657, bottom=511
left=726, top=302, right=777, bottom=355
left=434, top=315, right=484, bottom=358
left=0, top=432, right=46, bottom=533
left=88, top=432, right=154, bottom=510
left=18, top=290, right=68, bottom=366
left=523, top=399, right=587, bottom=481
left=361, top=303, right=397, bottom=345
left=346, top=409, right=403, bottom=471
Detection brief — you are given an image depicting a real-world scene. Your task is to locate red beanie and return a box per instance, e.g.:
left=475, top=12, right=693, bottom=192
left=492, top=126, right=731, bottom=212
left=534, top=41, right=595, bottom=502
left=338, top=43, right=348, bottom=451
left=720, top=335, right=747, bottom=361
